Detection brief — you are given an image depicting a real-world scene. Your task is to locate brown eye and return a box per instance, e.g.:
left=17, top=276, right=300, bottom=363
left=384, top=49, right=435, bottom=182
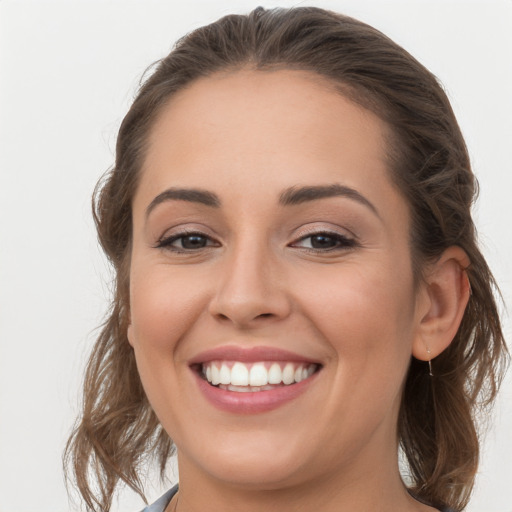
left=179, top=234, right=208, bottom=249
left=291, top=232, right=357, bottom=251
left=156, top=232, right=218, bottom=251
left=309, top=234, right=339, bottom=249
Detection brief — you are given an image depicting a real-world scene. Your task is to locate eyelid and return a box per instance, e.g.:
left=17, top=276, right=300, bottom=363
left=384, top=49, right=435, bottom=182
left=290, top=232, right=355, bottom=246
left=154, top=227, right=220, bottom=251
left=153, top=223, right=359, bottom=252
left=288, top=225, right=359, bottom=251
left=154, top=222, right=217, bottom=242
left=290, top=223, right=357, bottom=242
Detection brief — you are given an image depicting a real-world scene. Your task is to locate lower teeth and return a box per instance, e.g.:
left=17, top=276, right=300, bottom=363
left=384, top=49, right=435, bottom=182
left=218, top=384, right=283, bottom=392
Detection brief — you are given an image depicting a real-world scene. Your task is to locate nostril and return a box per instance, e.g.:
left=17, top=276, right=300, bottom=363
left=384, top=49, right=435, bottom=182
left=209, top=289, right=291, bottom=325
left=214, top=311, right=274, bottom=325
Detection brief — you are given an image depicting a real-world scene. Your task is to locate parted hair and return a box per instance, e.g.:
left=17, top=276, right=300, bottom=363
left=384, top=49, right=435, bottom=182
left=64, top=7, right=508, bottom=512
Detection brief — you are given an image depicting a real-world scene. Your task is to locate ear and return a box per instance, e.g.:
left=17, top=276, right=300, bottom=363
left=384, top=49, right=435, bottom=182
left=412, top=246, right=471, bottom=361
left=127, top=322, right=135, bottom=348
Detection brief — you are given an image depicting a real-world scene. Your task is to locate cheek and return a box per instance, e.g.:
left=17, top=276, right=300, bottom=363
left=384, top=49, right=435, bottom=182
left=127, top=267, right=211, bottom=430
left=297, top=261, right=417, bottom=371
left=128, top=267, right=208, bottom=357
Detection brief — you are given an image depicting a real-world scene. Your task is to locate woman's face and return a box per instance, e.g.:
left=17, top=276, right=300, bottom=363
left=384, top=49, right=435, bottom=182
left=128, top=70, right=428, bottom=489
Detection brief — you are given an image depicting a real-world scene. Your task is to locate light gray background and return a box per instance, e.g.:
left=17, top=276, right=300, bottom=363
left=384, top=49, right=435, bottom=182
left=0, top=1, right=510, bottom=511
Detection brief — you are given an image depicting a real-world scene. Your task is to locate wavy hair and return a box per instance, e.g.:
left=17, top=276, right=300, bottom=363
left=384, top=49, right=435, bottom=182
left=64, top=7, right=508, bottom=511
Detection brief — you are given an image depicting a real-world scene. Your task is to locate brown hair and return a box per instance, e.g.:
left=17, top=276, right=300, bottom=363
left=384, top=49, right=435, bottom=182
left=64, top=7, right=508, bottom=511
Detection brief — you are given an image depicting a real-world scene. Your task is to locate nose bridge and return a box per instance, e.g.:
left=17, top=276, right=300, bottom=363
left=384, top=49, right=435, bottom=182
left=209, top=233, right=290, bottom=326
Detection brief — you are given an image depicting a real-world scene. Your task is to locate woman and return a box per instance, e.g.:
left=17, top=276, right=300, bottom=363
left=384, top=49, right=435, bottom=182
left=64, top=7, right=508, bottom=512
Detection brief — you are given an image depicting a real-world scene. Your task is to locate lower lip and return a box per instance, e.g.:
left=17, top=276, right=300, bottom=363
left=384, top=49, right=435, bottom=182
left=193, top=370, right=319, bottom=414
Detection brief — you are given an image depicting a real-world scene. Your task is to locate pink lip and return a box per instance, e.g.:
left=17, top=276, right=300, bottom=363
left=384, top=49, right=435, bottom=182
left=193, top=370, right=319, bottom=414
left=189, top=345, right=319, bottom=365
left=189, top=345, right=321, bottom=414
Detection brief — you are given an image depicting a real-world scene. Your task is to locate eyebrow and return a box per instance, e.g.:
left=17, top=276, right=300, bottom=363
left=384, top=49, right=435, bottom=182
left=145, top=187, right=221, bottom=218
left=145, top=183, right=379, bottom=219
left=279, top=184, right=379, bottom=217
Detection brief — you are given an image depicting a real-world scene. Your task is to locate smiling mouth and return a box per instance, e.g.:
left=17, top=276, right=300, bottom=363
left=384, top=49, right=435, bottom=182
left=195, top=361, right=320, bottom=392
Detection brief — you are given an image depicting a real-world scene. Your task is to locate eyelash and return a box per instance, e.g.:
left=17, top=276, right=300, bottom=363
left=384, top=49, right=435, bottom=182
left=155, top=230, right=357, bottom=253
left=155, top=231, right=219, bottom=252
left=290, top=231, right=358, bottom=252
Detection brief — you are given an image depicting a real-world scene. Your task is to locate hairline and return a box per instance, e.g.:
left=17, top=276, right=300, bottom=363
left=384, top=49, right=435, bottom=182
left=132, top=65, right=419, bottom=272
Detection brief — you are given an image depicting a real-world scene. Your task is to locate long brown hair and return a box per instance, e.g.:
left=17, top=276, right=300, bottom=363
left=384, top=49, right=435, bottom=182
left=64, top=7, right=508, bottom=511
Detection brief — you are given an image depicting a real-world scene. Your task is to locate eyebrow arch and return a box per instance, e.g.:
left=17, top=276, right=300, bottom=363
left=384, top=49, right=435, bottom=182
left=279, top=184, right=380, bottom=217
left=145, top=187, right=221, bottom=218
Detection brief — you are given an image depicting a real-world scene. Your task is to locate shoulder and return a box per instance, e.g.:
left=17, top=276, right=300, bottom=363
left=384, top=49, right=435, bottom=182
left=140, top=485, right=178, bottom=512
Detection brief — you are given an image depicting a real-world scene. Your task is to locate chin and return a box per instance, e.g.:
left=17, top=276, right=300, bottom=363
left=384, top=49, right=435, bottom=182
left=200, top=458, right=308, bottom=490
left=179, top=430, right=315, bottom=490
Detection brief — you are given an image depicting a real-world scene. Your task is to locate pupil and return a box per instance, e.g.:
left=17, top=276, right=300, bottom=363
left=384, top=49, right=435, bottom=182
left=311, top=234, right=336, bottom=249
left=182, top=235, right=207, bottom=249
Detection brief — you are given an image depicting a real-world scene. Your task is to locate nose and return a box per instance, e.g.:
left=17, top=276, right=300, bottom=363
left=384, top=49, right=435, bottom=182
left=208, top=244, right=292, bottom=328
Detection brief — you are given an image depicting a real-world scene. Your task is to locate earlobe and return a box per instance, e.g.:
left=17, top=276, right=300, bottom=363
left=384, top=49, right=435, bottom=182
left=127, top=323, right=135, bottom=347
left=412, top=246, right=471, bottom=362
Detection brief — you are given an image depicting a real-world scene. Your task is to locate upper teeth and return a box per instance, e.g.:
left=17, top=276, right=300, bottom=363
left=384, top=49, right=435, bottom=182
left=202, top=361, right=317, bottom=387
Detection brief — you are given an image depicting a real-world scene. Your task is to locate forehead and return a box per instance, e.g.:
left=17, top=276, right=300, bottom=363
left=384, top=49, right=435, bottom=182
left=136, top=69, right=407, bottom=233
left=144, top=69, right=393, bottom=184
left=149, top=69, right=387, bottom=147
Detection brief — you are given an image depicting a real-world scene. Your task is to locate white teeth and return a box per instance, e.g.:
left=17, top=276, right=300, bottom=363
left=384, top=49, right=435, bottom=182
left=202, top=360, right=318, bottom=390
left=268, top=363, right=282, bottom=384
left=223, top=384, right=276, bottom=392
left=211, top=364, right=220, bottom=385
left=219, top=363, right=231, bottom=385
left=231, top=362, right=249, bottom=386
left=226, top=384, right=253, bottom=392
left=282, top=363, right=295, bottom=385
left=249, top=363, right=268, bottom=386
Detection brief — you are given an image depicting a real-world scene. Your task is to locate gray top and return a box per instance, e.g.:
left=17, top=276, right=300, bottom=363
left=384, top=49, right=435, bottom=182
left=141, top=485, right=178, bottom=512
left=141, top=485, right=455, bottom=512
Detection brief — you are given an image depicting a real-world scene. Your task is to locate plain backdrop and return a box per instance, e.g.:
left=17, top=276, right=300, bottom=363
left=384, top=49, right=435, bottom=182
left=0, top=1, right=511, bottom=511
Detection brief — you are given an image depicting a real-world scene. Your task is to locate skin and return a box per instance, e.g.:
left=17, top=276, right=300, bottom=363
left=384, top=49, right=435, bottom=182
left=127, top=69, right=469, bottom=512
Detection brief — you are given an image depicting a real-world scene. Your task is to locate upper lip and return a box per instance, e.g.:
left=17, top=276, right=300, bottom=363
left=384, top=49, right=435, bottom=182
left=188, top=345, right=321, bottom=365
